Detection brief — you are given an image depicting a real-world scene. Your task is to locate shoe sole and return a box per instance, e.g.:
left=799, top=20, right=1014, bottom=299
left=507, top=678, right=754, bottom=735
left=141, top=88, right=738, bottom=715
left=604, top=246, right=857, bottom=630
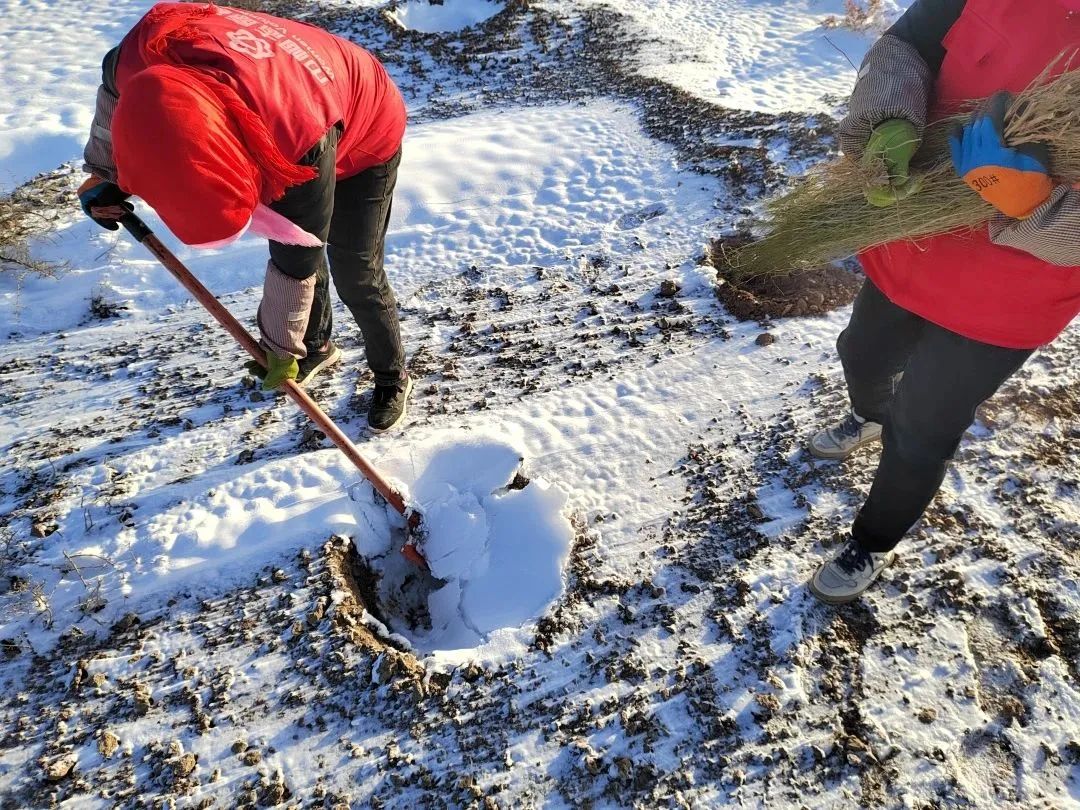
left=296, top=345, right=343, bottom=388
left=807, top=432, right=882, bottom=461
left=367, top=375, right=414, bottom=434
left=808, top=551, right=896, bottom=604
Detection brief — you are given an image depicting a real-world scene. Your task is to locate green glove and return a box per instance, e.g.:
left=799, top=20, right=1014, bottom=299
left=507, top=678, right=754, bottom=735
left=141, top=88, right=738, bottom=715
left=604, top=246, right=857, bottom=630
left=862, top=119, right=922, bottom=207
left=244, top=352, right=298, bottom=391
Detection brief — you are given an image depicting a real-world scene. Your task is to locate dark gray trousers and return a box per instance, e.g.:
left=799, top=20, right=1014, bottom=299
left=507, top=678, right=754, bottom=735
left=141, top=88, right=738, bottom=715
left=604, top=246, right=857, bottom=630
left=270, top=133, right=405, bottom=387
left=838, top=280, right=1033, bottom=552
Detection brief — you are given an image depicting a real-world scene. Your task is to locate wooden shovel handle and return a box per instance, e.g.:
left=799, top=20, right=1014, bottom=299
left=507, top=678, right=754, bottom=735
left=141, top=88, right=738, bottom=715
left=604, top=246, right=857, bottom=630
left=120, top=213, right=418, bottom=526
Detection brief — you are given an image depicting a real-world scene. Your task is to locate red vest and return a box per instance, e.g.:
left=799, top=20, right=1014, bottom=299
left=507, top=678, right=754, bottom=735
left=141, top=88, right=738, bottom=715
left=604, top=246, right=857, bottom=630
left=116, top=3, right=406, bottom=181
left=858, top=0, right=1080, bottom=349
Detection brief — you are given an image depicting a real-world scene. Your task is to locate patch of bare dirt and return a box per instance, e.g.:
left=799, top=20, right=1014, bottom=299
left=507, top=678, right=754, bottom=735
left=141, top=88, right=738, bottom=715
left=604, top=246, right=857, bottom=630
left=708, top=235, right=861, bottom=321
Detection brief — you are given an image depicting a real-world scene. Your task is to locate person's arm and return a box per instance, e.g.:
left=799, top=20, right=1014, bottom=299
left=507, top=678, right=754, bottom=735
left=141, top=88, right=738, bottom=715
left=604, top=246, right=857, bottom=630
left=82, top=47, right=122, bottom=183
left=838, top=0, right=966, bottom=158
left=989, top=187, right=1080, bottom=266
left=256, top=127, right=339, bottom=362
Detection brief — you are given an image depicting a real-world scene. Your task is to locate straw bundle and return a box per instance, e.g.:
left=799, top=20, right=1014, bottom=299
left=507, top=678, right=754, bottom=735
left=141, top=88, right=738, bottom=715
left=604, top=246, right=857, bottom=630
left=724, top=62, right=1080, bottom=280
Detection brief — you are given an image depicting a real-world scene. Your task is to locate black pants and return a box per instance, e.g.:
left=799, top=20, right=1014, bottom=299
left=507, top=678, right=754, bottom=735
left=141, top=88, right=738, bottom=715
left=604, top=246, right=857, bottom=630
left=271, top=145, right=406, bottom=387
left=838, top=280, right=1033, bottom=552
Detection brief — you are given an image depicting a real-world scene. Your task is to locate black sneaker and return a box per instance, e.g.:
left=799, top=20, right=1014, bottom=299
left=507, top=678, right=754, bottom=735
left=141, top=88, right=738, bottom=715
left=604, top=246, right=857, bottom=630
left=296, top=341, right=342, bottom=386
left=245, top=341, right=342, bottom=388
left=368, top=374, right=413, bottom=433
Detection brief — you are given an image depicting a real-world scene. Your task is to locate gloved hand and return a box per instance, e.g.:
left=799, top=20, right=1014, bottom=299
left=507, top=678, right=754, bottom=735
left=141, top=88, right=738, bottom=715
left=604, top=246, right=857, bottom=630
left=78, top=176, right=132, bottom=231
left=862, top=119, right=922, bottom=207
left=949, top=91, right=1053, bottom=219
left=244, top=352, right=298, bottom=391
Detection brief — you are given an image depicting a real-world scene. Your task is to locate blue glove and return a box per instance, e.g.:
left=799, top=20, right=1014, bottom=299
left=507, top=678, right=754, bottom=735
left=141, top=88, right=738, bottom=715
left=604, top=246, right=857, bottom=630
left=78, top=176, right=132, bottom=231
left=948, top=92, right=1053, bottom=219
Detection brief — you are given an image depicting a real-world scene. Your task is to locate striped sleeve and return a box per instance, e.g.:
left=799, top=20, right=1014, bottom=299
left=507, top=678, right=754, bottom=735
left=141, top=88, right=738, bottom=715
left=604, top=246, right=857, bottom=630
left=988, top=185, right=1080, bottom=267
left=838, top=34, right=935, bottom=159
left=82, top=84, right=120, bottom=183
left=257, top=260, right=317, bottom=359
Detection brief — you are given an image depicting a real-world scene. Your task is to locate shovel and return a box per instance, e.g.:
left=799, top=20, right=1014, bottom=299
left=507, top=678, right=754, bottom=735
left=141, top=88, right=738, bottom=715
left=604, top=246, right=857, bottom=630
left=118, top=212, right=427, bottom=566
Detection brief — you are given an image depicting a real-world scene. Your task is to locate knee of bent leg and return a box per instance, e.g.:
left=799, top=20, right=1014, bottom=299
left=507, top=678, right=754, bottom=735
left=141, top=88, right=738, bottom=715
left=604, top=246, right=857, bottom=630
left=327, top=242, right=379, bottom=273
left=886, top=402, right=965, bottom=466
left=836, top=326, right=877, bottom=379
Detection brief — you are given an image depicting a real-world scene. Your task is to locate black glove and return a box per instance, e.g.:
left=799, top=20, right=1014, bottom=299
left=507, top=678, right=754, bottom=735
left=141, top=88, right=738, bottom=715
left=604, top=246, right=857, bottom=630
left=77, top=176, right=132, bottom=231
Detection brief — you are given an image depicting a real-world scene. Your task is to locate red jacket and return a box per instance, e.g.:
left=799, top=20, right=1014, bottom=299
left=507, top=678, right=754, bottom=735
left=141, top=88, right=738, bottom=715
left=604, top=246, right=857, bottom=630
left=116, top=3, right=405, bottom=181
left=858, top=0, right=1080, bottom=349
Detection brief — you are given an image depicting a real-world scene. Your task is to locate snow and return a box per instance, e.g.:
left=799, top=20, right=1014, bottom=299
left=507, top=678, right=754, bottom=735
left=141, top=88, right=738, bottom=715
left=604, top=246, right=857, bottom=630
left=389, top=0, right=504, bottom=33
left=2, top=0, right=1080, bottom=807
left=0, top=0, right=150, bottom=186
left=368, top=430, right=573, bottom=657
left=579, top=0, right=905, bottom=113
left=2, top=101, right=712, bottom=339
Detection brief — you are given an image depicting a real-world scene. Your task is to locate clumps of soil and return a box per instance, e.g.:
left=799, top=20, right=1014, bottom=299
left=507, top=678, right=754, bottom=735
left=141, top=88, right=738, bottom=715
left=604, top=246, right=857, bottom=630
left=324, top=536, right=426, bottom=681
left=707, top=235, right=861, bottom=321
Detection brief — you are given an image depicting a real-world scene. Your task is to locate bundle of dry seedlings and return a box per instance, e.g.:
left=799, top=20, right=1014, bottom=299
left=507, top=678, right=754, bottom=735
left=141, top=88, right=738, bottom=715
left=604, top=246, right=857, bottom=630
left=724, top=60, right=1080, bottom=281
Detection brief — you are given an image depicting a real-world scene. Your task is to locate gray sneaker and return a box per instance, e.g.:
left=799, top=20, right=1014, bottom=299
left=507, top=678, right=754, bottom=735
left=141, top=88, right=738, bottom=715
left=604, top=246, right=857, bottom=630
left=809, top=412, right=882, bottom=460
left=809, top=537, right=895, bottom=604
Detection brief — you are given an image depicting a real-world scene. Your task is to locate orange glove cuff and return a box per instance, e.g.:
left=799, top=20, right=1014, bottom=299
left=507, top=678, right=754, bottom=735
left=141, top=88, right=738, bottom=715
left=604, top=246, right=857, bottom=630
left=963, top=167, right=1054, bottom=219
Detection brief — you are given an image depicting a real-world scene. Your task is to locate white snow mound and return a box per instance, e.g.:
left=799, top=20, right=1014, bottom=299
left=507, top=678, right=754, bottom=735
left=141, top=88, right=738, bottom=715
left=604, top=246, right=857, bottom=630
left=370, top=430, right=572, bottom=658
left=388, top=0, right=503, bottom=33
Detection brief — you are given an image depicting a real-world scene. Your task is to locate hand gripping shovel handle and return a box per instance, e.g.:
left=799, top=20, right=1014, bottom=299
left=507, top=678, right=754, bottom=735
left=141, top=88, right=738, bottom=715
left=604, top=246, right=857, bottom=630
left=119, top=213, right=422, bottom=535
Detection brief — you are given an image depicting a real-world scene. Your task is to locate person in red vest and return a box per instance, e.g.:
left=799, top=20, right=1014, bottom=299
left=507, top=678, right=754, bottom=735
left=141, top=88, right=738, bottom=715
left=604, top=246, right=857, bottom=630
left=78, top=3, right=413, bottom=433
left=808, top=0, right=1080, bottom=603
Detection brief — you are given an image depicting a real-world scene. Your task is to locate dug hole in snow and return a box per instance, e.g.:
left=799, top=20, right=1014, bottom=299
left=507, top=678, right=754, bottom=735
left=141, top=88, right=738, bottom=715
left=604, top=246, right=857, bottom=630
left=387, top=0, right=504, bottom=34
left=350, top=428, right=573, bottom=663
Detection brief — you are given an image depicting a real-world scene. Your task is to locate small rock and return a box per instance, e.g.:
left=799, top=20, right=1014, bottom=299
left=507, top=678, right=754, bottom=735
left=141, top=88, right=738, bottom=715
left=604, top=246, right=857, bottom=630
left=97, top=731, right=120, bottom=759
left=232, top=739, right=249, bottom=754
left=917, top=707, right=937, bottom=724
left=132, top=682, right=152, bottom=715
left=270, top=569, right=288, bottom=584
left=372, top=653, right=397, bottom=685
left=999, top=696, right=1027, bottom=724
left=31, top=522, right=56, bottom=538
left=658, top=279, right=681, bottom=298
left=44, top=754, right=76, bottom=781
left=172, top=752, right=197, bottom=779
left=237, top=449, right=256, bottom=465
left=241, top=749, right=262, bottom=767
left=262, top=782, right=287, bottom=806
left=755, top=332, right=776, bottom=347
left=111, top=612, right=140, bottom=633
left=462, top=663, right=484, bottom=683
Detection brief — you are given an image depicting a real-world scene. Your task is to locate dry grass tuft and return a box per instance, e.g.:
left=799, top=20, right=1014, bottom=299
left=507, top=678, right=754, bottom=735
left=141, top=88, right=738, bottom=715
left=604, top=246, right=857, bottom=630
left=822, top=0, right=890, bottom=33
left=1, top=166, right=77, bottom=278
left=725, top=59, right=1080, bottom=281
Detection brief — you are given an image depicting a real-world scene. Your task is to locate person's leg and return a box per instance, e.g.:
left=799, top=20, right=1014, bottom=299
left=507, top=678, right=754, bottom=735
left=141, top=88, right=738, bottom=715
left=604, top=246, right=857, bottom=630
left=838, top=279, right=926, bottom=424
left=326, top=150, right=405, bottom=387
left=810, top=279, right=927, bottom=459
left=267, top=133, right=338, bottom=357
left=302, top=260, right=333, bottom=355
left=853, top=326, right=1034, bottom=552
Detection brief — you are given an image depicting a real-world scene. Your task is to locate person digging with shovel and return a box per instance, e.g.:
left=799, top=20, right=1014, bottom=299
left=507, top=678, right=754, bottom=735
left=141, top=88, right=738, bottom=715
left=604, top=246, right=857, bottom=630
left=807, top=0, right=1080, bottom=603
left=78, top=2, right=413, bottom=433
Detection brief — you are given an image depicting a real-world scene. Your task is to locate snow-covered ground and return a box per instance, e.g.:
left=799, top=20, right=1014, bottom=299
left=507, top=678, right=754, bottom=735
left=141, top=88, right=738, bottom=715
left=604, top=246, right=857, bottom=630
left=1, top=0, right=1079, bottom=808
left=580, top=0, right=902, bottom=113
